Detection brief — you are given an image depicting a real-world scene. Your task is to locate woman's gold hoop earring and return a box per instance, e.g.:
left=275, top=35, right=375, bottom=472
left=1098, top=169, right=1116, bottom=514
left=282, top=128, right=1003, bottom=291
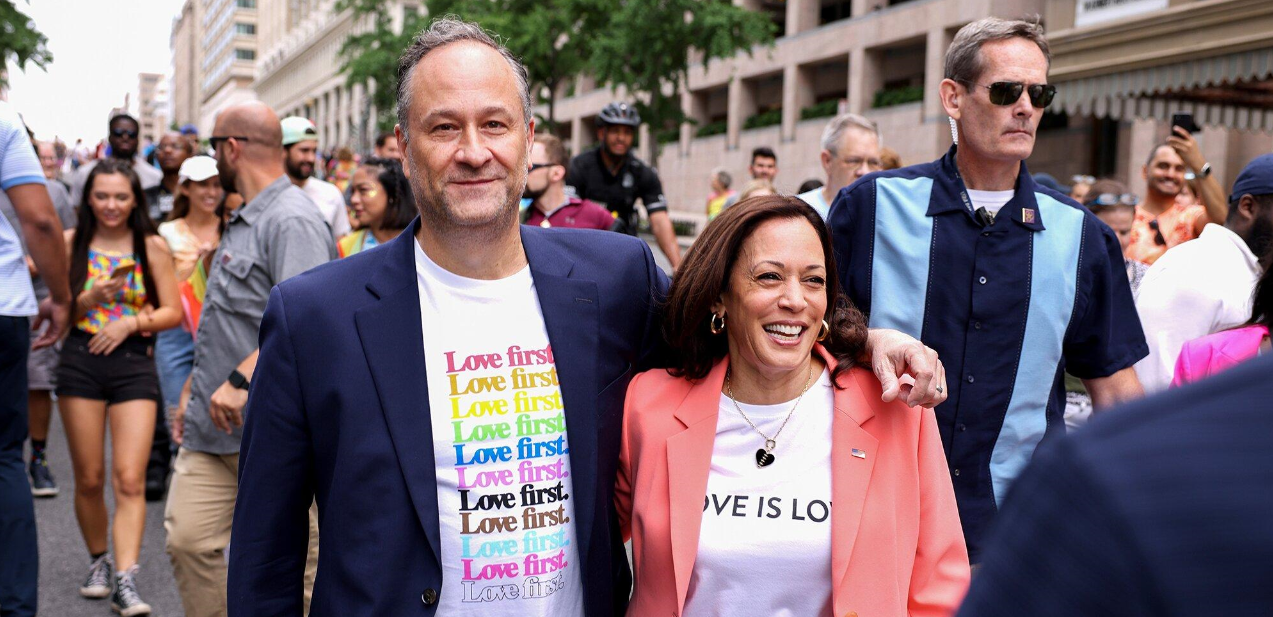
left=816, top=319, right=830, bottom=342
left=710, top=312, right=726, bottom=335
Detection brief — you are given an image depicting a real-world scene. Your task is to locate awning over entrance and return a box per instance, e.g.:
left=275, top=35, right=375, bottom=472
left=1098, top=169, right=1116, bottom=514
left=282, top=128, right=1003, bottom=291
left=1053, top=47, right=1273, bottom=130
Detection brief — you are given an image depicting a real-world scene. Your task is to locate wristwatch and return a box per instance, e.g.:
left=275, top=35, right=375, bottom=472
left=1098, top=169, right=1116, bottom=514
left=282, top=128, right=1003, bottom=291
left=228, top=369, right=251, bottom=390
left=1199, top=162, right=1212, bottom=178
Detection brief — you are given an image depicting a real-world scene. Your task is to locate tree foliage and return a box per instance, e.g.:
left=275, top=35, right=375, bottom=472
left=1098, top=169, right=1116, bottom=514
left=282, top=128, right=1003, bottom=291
left=0, top=0, right=53, bottom=89
left=589, top=0, right=775, bottom=163
left=336, top=0, right=426, bottom=134
left=337, top=0, right=774, bottom=159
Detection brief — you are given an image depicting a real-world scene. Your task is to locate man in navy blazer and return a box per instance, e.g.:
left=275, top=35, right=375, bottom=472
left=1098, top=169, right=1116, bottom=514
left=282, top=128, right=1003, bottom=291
left=228, top=18, right=948, bottom=617
left=957, top=354, right=1273, bottom=616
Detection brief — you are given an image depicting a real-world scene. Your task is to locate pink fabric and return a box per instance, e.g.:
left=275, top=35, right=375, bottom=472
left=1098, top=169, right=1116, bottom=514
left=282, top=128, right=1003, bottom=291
left=1171, top=325, right=1269, bottom=387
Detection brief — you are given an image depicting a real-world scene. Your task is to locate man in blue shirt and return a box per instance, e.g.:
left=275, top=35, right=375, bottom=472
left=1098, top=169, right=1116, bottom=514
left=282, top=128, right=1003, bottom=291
left=827, top=17, right=1147, bottom=561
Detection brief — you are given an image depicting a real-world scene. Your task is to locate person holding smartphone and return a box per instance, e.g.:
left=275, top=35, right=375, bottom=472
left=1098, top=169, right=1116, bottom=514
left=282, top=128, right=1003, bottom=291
left=1127, top=115, right=1229, bottom=265
left=56, top=158, right=181, bottom=616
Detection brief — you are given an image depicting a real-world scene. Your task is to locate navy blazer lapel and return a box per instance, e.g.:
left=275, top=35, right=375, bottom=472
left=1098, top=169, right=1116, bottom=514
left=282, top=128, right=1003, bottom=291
left=354, top=222, right=442, bottom=565
left=521, top=227, right=602, bottom=580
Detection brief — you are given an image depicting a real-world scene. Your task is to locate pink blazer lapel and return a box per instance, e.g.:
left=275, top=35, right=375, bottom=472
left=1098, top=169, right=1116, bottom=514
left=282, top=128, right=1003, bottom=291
left=1219, top=325, right=1269, bottom=365
left=667, top=359, right=730, bottom=613
left=830, top=367, right=880, bottom=608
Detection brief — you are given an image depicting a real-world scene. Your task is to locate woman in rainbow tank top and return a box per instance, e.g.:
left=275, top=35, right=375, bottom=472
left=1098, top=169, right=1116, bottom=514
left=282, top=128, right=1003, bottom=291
left=338, top=157, right=415, bottom=258
left=54, top=159, right=182, bottom=614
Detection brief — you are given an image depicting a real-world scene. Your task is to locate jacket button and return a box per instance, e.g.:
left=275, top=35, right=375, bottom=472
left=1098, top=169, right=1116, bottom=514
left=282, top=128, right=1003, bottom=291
left=421, top=588, right=438, bottom=605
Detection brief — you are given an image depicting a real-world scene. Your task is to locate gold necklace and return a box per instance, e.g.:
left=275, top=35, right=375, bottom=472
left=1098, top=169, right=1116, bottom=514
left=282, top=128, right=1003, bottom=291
left=724, top=363, right=815, bottom=468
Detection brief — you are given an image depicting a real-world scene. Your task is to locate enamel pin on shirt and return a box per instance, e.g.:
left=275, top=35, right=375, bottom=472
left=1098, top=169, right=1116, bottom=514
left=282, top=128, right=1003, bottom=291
left=1022, top=208, right=1036, bottom=224
left=851, top=448, right=867, bottom=459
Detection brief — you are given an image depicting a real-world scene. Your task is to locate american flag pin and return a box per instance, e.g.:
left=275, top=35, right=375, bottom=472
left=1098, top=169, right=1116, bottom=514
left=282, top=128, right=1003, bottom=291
left=851, top=448, right=866, bottom=459
left=1022, top=208, right=1036, bottom=224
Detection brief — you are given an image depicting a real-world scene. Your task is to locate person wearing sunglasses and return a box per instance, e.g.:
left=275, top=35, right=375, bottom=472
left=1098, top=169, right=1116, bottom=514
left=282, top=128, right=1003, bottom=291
left=1127, top=131, right=1229, bottom=266
left=522, top=133, right=615, bottom=231
left=68, top=114, right=163, bottom=211
left=826, top=17, right=1148, bottom=564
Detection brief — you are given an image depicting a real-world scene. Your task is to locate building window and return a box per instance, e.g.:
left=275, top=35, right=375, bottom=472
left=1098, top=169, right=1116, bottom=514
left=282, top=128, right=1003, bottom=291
left=236, top=0, right=256, bottom=8
left=235, top=23, right=255, bottom=35
left=235, top=49, right=256, bottom=61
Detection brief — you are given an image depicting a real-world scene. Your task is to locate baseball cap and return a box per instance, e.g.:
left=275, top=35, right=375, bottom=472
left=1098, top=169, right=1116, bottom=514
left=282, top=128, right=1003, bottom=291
left=1229, top=153, right=1273, bottom=203
left=178, top=156, right=219, bottom=184
left=281, top=116, right=319, bottom=146
left=179, top=123, right=198, bottom=136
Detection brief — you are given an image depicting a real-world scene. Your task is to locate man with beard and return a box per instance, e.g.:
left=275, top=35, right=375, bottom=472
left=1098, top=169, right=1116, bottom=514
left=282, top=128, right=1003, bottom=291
left=1127, top=130, right=1228, bottom=265
left=566, top=102, right=682, bottom=269
left=281, top=116, right=351, bottom=240
left=827, top=17, right=1148, bottom=562
left=1134, top=154, right=1273, bottom=394
left=144, top=131, right=194, bottom=222
left=522, top=133, right=613, bottom=230
left=165, top=102, right=333, bottom=617
left=69, top=114, right=162, bottom=208
left=226, top=18, right=947, bottom=616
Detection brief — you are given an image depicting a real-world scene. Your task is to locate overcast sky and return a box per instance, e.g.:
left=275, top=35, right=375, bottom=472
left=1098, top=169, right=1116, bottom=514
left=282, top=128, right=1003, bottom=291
left=7, top=0, right=184, bottom=146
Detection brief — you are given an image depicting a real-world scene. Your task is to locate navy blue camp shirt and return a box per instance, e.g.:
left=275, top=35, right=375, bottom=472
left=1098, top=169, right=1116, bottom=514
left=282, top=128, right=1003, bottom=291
left=826, top=145, right=1148, bottom=560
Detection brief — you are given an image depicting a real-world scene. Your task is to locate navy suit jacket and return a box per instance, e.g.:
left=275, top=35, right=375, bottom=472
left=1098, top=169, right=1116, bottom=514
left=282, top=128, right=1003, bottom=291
left=957, top=353, right=1273, bottom=616
left=227, top=221, right=667, bottom=616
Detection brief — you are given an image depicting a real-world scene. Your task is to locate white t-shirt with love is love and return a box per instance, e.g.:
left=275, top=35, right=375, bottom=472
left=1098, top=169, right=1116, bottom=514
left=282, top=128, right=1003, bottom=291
left=415, top=240, right=584, bottom=616
left=684, top=368, right=836, bottom=617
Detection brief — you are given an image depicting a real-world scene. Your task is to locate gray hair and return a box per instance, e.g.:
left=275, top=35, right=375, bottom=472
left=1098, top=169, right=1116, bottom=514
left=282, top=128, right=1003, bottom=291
left=820, top=113, right=880, bottom=157
left=944, top=17, right=1050, bottom=85
left=395, top=17, right=533, bottom=139
left=711, top=167, right=732, bottom=189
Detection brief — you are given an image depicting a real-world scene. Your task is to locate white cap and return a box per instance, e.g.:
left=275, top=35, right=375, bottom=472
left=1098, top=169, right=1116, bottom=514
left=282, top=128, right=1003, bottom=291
left=178, top=156, right=219, bottom=184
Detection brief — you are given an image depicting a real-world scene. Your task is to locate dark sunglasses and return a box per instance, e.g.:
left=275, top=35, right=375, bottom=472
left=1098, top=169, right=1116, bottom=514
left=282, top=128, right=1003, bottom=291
left=209, top=135, right=251, bottom=149
left=962, top=81, right=1057, bottom=109
left=1148, top=219, right=1166, bottom=246
left=528, top=163, right=560, bottom=172
left=1085, top=193, right=1140, bottom=207
left=111, top=129, right=139, bottom=139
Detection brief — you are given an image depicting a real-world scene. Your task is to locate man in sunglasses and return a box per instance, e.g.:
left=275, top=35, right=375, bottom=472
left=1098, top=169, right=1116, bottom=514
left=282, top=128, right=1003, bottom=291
left=522, top=133, right=614, bottom=230
left=827, top=17, right=1147, bottom=563
left=68, top=114, right=163, bottom=208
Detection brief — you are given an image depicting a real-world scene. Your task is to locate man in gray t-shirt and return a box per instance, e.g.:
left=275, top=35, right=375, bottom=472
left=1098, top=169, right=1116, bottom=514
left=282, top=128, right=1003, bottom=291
left=165, top=102, right=334, bottom=617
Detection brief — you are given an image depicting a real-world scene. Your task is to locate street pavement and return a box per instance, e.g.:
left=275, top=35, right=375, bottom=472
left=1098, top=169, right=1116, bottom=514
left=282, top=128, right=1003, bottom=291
left=30, top=407, right=185, bottom=616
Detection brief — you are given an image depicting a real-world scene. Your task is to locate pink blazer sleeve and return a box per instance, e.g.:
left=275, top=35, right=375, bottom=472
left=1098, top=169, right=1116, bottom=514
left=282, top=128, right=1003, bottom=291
left=909, top=406, right=972, bottom=616
left=614, top=371, right=642, bottom=542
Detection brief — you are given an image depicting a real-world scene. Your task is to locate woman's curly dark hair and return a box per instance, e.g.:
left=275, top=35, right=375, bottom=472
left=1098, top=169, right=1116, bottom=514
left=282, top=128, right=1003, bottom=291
left=662, top=195, right=868, bottom=386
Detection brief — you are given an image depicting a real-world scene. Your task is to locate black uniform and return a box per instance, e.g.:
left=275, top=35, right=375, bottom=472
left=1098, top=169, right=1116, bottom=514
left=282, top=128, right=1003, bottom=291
left=566, top=147, right=666, bottom=235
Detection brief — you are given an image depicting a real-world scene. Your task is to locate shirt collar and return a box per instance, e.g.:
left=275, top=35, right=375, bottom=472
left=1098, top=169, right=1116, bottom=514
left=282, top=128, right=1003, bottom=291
left=928, top=144, right=1046, bottom=231
left=229, top=175, right=291, bottom=226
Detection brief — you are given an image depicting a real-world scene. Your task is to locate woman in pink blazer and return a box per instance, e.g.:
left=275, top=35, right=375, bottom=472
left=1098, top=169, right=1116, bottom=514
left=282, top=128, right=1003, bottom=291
left=1172, top=266, right=1272, bottom=386
left=616, top=196, right=969, bottom=617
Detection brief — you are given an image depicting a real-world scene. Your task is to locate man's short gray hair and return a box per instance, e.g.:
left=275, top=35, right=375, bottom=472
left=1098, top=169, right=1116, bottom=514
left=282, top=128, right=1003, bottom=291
left=396, top=17, right=533, bottom=139
left=820, top=113, right=880, bottom=157
left=944, top=17, right=1051, bottom=85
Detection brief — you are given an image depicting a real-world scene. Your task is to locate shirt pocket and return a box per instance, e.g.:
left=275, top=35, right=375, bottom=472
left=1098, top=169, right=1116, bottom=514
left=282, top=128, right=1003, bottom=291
left=214, top=250, right=269, bottom=318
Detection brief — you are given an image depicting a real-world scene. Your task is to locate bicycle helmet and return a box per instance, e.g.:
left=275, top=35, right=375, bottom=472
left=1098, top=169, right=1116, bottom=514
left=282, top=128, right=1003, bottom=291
left=597, top=102, right=641, bottom=127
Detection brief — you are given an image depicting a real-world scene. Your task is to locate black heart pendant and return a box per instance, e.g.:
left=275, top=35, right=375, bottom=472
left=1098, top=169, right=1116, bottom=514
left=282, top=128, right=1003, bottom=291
left=755, top=448, right=775, bottom=468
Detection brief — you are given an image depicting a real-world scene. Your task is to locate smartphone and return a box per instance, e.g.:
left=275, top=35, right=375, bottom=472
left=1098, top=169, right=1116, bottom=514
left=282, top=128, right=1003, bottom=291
left=1172, top=112, right=1201, bottom=134
left=109, top=260, right=136, bottom=280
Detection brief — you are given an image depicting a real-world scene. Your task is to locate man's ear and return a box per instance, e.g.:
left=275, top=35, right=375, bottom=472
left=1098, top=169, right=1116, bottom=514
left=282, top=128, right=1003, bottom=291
left=939, top=78, right=964, bottom=122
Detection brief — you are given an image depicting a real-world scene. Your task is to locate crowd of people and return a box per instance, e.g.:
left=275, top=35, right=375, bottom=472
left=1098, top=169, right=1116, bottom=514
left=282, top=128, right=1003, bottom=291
left=1, top=13, right=1271, bottom=617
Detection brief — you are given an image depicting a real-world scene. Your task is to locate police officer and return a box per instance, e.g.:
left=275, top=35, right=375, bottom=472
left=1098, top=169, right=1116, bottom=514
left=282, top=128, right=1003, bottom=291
left=566, top=102, right=682, bottom=269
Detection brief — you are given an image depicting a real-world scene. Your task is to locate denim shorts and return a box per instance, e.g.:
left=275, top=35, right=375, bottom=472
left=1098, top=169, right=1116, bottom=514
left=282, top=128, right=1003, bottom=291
left=56, top=329, right=159, bottom=405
